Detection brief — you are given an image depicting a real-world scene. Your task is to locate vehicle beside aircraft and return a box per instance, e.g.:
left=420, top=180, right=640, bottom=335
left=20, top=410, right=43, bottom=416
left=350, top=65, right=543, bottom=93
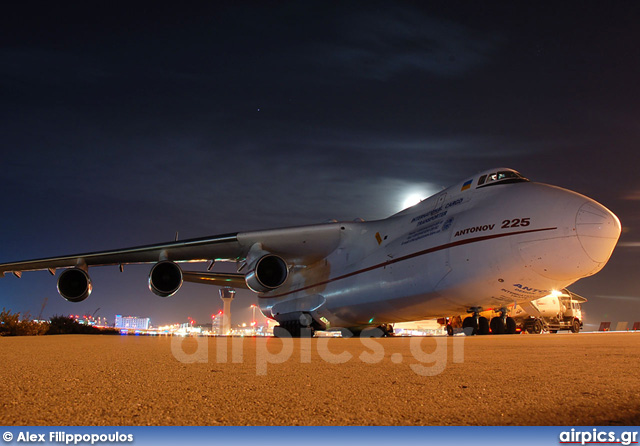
left=514, top=289, right=586, bottom=334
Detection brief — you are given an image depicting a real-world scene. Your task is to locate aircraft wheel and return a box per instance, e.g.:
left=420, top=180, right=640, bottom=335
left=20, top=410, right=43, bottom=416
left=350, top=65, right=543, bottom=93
left=571, top=319, right=581, bottom=333
left=273, top=326, right=291, bottom=338
left=532, top=319, right=543, bottom=334
left=477, top=317, right=490, bottom=335
left=361, top=327, right=387, bottom=337
left=446, top=324, right=454, bottom=336
left=274, top=321, right=315, bottom=338
left=506, top=317, right=517, bottom=334
left=462, top=316, right=478, bottom=335
left=490, top=317, right=505, bottom=334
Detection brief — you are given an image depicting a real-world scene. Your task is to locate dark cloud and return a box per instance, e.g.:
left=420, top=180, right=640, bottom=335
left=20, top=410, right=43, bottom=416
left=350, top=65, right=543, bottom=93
left=313, top=7, right=502, bottom=80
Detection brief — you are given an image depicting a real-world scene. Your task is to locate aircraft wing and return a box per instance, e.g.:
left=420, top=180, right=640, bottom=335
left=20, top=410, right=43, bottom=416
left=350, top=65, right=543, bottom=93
left=0, top=222, right=344, bottom=278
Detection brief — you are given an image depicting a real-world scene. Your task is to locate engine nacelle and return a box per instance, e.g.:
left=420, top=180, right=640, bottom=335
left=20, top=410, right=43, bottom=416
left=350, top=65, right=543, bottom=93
left=245, top=254, right=289, bottom=293
left=57, top=268, right=92, bottom=303
left=149, top=261, right=183, bottom=297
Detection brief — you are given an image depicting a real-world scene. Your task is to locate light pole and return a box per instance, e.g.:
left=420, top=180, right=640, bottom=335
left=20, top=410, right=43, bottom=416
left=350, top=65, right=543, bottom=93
left=250, top=304, right=257, bottom=334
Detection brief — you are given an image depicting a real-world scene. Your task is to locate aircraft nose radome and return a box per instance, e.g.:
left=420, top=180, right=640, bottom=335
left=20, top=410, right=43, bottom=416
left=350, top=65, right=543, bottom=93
left=575, top=201, right=621, bottom=263
left=516, top=191, right=621, bottom=282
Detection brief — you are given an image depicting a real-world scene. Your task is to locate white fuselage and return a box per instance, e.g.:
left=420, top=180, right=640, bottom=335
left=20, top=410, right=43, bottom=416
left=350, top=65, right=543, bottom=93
left=259, top=174, right=620, bottom=329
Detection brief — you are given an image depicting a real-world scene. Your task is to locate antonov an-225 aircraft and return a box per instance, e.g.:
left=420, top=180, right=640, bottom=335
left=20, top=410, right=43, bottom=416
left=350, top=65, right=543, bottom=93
left=0, top=168, right=621, bottom=337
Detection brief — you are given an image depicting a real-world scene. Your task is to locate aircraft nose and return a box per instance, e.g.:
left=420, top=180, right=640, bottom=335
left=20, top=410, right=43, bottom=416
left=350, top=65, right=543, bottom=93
left=575, top=201, right=621, bottom=263
left=517, top=190, right=621, bottom=282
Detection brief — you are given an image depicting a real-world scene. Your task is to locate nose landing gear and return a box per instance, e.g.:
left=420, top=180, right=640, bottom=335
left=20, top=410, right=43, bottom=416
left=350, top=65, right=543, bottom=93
left=461, top=307, right=490, bottom=335
left=459, top=307, right=516, bottom=335
left=490, top=307, right=517, bottom=335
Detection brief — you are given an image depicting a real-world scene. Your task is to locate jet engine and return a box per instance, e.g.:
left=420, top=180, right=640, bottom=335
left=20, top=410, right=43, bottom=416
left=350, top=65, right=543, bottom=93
left=149, top=261, right=183, bottom=297
left=245, top=254, right=289, bottom=293
left=57, top=268, right=92, bottom=303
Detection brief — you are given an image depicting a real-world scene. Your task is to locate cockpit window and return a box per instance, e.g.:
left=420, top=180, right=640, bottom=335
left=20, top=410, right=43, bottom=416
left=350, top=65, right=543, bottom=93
left=478, top=170, right=529, bottom=188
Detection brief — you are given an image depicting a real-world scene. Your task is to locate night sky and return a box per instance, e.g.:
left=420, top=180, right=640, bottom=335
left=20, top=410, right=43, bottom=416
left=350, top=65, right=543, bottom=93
left=2, top=2, right=639, bottom=329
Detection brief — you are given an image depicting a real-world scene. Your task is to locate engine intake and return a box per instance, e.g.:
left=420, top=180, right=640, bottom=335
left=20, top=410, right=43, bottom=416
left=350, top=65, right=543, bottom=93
left=57, top=268, right=92, bottom=303
left=245, top=254, right=288, bottom=293
left=149, top=261, right=183, bottom=297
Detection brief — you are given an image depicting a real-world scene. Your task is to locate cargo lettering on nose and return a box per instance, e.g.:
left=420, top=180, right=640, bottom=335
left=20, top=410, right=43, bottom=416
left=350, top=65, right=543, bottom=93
left=454, top=224, right=495, bottom=237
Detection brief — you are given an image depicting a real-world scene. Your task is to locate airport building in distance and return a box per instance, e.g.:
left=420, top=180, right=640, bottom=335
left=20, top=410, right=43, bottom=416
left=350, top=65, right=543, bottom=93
left=115, top=315, right=151, bottom=330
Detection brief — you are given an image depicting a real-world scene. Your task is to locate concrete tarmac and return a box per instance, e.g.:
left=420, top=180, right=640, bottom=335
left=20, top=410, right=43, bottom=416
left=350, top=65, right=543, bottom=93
left=1, top=333, right=638, bottom=425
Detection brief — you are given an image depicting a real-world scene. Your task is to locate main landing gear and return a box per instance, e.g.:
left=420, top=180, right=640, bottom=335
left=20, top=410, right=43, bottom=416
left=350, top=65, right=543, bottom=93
left=274, top=321, right=315, bottom=338
left=273, top=313, right=317, bottom=338
left=340, top=324, right=395, bottom=338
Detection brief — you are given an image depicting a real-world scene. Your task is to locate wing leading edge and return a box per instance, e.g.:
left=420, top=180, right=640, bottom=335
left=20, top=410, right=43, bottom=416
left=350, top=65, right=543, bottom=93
left=0, top=222, right=345, bottom=278
left=0, top=233, right=241, bottom=277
